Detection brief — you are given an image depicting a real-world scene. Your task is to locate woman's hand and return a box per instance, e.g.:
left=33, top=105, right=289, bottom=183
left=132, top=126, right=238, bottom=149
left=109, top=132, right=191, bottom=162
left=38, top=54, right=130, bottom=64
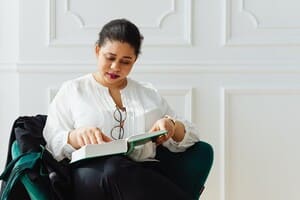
left=149, top=117, right=175, bottom=145
left=68, top=127, right=112, bottom=149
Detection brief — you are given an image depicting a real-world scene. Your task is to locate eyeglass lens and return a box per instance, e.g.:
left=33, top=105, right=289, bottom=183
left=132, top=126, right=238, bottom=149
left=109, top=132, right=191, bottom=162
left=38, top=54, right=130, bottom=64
left=110, top=106, right=127, bottom=140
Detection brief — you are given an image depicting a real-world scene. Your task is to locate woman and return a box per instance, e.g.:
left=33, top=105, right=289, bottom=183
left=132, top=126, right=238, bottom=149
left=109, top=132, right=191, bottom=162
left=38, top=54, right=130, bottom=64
left=43, top=18, right=200, bottom=200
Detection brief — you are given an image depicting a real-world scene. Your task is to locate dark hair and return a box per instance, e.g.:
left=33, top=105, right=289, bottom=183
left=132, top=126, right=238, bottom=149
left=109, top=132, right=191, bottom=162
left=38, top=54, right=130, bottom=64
left=96, top=19, right=143, bottom=57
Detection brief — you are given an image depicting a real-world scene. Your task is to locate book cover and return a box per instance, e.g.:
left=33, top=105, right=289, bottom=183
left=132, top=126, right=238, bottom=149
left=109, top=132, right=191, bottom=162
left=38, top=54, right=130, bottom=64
left=70, top=130, right=167, bottom=163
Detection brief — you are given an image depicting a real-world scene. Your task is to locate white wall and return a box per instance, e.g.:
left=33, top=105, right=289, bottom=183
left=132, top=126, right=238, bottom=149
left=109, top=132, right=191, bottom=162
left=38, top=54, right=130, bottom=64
left=0, top=0, right=19, bottom=172
left=1, top=0, right=300, bottom=199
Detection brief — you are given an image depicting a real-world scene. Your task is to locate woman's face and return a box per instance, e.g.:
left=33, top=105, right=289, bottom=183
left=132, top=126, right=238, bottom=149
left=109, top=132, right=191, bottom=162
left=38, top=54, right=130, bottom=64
left=95, top=40, right=137, bottom=89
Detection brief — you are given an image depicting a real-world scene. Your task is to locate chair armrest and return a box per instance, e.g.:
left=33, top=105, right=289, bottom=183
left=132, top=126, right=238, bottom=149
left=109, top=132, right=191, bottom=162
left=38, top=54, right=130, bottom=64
left=156, top=141, right=213, bottom=199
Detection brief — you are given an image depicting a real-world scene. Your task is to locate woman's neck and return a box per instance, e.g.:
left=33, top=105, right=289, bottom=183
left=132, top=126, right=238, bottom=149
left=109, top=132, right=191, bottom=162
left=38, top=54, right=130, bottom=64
left=92, top=72, right=126, bottom=108
left=108, top=88, right=123, bottom=109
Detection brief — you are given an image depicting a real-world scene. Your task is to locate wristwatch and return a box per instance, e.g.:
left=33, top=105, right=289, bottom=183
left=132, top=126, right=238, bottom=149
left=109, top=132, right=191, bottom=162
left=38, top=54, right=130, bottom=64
left=164, top=115, right=176, bottom=126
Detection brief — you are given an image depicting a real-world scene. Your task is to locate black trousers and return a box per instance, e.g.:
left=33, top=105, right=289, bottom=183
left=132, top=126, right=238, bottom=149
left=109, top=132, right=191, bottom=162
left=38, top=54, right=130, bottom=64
left=71, top=155, right=192, bottom=200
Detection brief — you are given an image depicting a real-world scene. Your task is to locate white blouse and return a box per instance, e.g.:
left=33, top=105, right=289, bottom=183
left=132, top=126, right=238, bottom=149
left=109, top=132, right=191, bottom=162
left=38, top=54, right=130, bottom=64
left=43, top=74, right=200, bottom=161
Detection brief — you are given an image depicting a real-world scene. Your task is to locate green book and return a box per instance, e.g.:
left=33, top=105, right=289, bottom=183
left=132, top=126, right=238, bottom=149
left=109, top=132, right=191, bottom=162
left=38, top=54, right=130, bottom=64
left=70, top=130, right=167, bottom=163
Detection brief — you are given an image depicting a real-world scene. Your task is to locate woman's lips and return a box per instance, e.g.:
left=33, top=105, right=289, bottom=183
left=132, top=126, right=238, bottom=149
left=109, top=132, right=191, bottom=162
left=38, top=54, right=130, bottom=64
left=106, top=72, right=120, bottom=79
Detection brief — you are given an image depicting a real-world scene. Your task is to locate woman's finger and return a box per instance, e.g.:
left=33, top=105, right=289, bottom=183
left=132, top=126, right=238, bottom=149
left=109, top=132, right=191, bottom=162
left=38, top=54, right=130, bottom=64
left=81, top=134, right=90, bottom=145
left=77, top=136, right=85, bottom=147
left=102, top=133, right=112, bottom=142
left=156, top=135, right=166, bottom=145
left=149, top=123, right=159, bottom=133
left=89, top=134, right=98, bottom=144
left=94, top=129, right=104, bottom=144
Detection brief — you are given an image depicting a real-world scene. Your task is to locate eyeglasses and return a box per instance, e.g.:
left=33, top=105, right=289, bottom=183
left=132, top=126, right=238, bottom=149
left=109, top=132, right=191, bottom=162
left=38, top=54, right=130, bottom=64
left=110, top=105, right=127, bottom=140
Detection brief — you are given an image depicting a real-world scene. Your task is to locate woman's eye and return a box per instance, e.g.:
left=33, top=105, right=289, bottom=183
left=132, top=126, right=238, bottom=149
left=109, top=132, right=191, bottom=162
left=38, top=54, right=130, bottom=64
left=106, top=57, right=115, bottom=61
left=121, top=61, right=130, bottom=65
left=120, top=60, right=131, bottom=65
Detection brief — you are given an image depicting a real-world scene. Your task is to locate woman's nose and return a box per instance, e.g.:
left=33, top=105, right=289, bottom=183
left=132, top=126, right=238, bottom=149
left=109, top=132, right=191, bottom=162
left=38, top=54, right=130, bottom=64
left=111, top=61, right=120, bottom=71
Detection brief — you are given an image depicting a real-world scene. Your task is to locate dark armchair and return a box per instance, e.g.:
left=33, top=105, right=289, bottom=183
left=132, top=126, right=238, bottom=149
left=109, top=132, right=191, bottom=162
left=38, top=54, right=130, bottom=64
left=1, top=115, right=213, bottom=200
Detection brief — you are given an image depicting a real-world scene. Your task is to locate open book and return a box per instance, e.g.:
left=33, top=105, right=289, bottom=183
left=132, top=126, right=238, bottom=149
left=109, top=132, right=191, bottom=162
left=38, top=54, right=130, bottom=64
left=70, top=130, right=167, bottom=163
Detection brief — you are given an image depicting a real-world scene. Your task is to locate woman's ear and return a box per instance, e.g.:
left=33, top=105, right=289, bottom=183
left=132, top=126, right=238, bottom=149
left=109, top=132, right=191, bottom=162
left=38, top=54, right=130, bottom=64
left=95, top=45, right=100, bottom=57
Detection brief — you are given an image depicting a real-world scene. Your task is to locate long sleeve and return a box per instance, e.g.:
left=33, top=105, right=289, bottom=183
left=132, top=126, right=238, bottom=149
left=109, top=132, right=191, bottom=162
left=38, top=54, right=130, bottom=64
left=127, top=83, right=200, bottom=161
left=160, top=96, right=200, bottom=153
left=162, top=118, right=200, bottom=152
left=43, top=81, right=76, bottom=161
